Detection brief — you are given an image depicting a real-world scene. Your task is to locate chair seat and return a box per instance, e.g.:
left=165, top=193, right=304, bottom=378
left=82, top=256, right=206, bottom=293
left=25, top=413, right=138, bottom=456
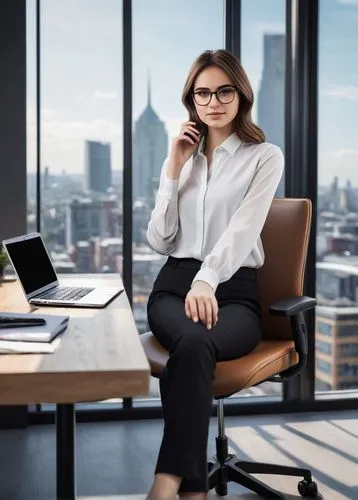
left=140, top=332, right=299, bottom=398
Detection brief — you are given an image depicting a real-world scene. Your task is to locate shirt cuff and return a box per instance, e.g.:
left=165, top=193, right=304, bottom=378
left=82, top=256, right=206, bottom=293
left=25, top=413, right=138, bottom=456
left=191, top=267, right=220, bottom=293
left=158, top=174, right=179, bottom=199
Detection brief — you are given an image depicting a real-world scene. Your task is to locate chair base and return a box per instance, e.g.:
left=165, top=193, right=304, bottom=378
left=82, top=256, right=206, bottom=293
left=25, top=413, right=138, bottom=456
left=208, top=436, right=319, bottom=498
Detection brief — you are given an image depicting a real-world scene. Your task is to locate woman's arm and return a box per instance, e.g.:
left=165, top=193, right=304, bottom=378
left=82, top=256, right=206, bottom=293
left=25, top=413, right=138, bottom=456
left=191, top=145, right=284, bottom=292
left=146, top=158, right=180, bottom=255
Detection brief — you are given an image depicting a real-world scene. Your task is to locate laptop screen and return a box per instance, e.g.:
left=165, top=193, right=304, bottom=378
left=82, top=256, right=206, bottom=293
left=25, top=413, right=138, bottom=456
left=5, top=235, right=58, bottom=294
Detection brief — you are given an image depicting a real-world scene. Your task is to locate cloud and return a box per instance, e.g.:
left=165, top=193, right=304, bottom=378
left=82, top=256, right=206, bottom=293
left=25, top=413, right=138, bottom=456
left=319, top=148, right=358, bottom=185
left=26, top=106, right=123, bottom=173
left=333, top=150, right=358, bottom=185
left=338, top=0, right=358, bottom=5
left=161, top=116, right=185, bottom=138
left=324, top=83, right=358, bottom=101
left=43, top=118, right=121, bottom=142
left=42, top=108, right=58, bottom=120
left=333, top=149, right=358, bottom=158
left=94, top=91, right=118, bottom=100
left=251, top=21, right=285, bottom=35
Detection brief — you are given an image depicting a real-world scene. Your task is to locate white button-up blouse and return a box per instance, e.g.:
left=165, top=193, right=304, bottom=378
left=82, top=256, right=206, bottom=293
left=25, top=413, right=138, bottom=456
left=146, top=132, right=284, bottom=293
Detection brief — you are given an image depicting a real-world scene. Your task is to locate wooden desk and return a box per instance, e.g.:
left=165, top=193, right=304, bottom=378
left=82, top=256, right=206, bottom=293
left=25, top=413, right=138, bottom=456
left=0, top=277, right=150, bottom=500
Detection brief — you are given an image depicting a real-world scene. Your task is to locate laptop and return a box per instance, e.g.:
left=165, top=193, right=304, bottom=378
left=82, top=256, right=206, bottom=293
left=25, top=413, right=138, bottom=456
left=2, top=233, right=123, bottom=308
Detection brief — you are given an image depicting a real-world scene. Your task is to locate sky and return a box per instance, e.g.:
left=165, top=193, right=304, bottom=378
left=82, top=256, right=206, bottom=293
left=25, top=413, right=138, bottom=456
left=26, top=0, right=358, bottom=187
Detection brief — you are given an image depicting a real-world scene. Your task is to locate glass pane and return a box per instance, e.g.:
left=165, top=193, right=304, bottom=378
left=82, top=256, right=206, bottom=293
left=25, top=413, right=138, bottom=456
left=240, top=0, right=286, bottom=399
left=132, top=0, right=225, bottom=400
left=40, top=0, right=123, bottom=275
left=316, top=0, right=358, bottom=395
left=242, top=0, right=286, bottom=199
left=8, top=0, right=37, bottom=282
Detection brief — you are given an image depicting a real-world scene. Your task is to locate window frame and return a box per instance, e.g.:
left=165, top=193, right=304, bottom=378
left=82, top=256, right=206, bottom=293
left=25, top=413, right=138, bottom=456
left=2, top=0, right=358, bottom=427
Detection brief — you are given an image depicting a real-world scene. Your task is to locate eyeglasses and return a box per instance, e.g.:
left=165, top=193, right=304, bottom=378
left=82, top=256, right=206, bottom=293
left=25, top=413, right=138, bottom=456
left=192, top=86, right=237, bottom=106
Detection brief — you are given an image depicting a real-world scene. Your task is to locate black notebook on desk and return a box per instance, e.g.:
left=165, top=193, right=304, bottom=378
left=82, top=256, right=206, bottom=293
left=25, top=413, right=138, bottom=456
left=0, top=312, right=69, bottom=342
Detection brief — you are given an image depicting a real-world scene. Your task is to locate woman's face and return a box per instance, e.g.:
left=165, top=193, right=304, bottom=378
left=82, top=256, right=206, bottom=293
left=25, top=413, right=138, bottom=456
left=193, top=66, right=239, bottom=132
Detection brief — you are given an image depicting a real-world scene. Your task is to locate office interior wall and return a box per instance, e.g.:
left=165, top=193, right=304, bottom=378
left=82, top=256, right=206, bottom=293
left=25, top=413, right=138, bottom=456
left=0, top=0, right=28, bottom=428
left=0, top=0, right=27, bottom=243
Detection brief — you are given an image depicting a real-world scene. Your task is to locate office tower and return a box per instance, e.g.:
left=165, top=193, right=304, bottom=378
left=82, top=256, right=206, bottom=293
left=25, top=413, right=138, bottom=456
left=257, top=34, right=285, bottom=197
left=133, top=76, right=168, bottom=201
left=316, top=262, right=358, bottom=391
left=66, top=197, right=118, bottom=249
left=43, top=166, right=50, bottom=190
left=316, top=306, right=358, bottom=391
left=85, top=140, right=112, bottom=193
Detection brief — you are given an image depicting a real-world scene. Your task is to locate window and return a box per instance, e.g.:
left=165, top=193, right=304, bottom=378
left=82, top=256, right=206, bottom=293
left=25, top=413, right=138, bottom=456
left=131, top=0, right=224, bottom=401
left=316, top=380, right=332, bottom=391
left=241, top=0, right=286, bottom=399
left=337, top=363, right=358, bottom=377
left=339, top=382, right=358, bottom=390
left=22, top=1, right=358, bottom=418
left=316, top=320, right=333, bottom=336
left=316, top=341, right=332, bottom=355
left=338, top=343, right=358, bottom=358
left=337, top=324, right=358, bottom=338
left=37, top=0, right=123, bottom=275
left=241, top=0, right=286, bottom=199
left=316, top=0, right=358, bottom=394
left=317, top=359, right=332, bottom=374
left=316, top=269, right=342, bottom=301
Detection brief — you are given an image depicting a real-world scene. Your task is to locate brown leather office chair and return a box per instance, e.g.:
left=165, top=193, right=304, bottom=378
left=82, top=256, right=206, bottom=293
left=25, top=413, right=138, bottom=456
left=141, top=198, right=318, bottom=499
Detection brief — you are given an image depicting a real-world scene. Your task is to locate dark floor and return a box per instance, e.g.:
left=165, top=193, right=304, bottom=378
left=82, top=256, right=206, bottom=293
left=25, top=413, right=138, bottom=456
left=0, top=409, right=357, bottom=500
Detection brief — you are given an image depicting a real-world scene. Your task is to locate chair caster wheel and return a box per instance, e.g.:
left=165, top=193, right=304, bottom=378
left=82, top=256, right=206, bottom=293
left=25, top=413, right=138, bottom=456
left=215, top=482, right=227, bottom=496
left=298, top=479, right=318, bottom=497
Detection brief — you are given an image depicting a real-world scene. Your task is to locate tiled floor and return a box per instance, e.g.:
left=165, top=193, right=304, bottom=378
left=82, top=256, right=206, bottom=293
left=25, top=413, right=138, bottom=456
left=1, top=410, right=357, bottom=499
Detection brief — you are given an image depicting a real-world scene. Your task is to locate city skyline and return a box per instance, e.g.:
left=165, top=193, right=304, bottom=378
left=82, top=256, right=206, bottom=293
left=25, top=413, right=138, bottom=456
left=26, top=0, right=358, bottom=186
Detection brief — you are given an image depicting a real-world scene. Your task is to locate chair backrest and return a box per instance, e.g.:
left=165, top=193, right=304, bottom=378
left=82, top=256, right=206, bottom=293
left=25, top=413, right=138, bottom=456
left=257, top=198, right=312, bottom=340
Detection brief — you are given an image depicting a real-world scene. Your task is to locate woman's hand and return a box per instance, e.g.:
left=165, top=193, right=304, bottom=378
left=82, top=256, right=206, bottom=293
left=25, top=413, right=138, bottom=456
left=167, top=121, right=201, bottom=179
left=185, top=281, right=218, bottom=330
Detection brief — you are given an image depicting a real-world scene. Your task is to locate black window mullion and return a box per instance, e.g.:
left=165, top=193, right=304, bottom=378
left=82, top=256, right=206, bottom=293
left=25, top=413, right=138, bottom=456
left=122, top=0, right=133, bottom=410
left=225, top=0, right=241, bottom=57
left=122, top=0, right=133, bottom=307
left=284, top=0, right=319, bottom=402
left=36, top=0, right=41, bottom=233
left=0, top=0, right=28, bottom=428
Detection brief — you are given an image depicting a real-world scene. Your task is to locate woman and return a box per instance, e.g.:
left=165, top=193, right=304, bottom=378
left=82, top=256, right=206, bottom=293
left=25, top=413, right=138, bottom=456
left=145, top=49, right=284, bottom=500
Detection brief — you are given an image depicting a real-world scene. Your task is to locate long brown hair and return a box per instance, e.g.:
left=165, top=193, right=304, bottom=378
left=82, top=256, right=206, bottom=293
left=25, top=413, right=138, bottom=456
left=182, top=49, right=265, bottom=144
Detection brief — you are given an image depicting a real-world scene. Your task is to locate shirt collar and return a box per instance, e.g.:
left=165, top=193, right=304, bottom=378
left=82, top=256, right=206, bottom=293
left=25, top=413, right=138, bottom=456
left=195, top=132, right=242, bottom=158
left=218, top=132, right=242, bottom=156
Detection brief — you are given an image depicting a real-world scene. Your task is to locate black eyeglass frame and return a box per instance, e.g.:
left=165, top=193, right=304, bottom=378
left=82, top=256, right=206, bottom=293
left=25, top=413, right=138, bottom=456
left=192, top=86, right=238, bottom=106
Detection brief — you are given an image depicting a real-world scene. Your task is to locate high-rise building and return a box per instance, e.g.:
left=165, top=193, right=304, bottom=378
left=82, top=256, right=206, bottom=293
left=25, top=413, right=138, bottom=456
left=133, top=76, right=168, bottom=201
left=66, top=197, right=118, bottom=248
left=43, top=166, right=50, bottom=190
left=315, top=262, right=358, bottom=391
left=85, top=140, right=112, bottom=193
left=316, top=306, right=358, bottom=391
left=257, top=34, right=285, bottom=197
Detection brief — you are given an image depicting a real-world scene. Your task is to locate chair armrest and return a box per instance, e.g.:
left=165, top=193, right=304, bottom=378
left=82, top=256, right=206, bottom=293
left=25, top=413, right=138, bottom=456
left=268, top=295, right=317, bottom=380
left=269, top=296, right=317, bottom=316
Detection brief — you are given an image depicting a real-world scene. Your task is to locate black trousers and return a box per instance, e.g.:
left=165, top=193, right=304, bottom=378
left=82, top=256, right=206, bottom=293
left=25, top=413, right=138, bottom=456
left=147, top=256, right=262, bottom=493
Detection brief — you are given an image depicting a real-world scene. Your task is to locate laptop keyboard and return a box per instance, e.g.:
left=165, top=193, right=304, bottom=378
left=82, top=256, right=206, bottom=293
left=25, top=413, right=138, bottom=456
left=40, top=286, right=94, bottom=301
